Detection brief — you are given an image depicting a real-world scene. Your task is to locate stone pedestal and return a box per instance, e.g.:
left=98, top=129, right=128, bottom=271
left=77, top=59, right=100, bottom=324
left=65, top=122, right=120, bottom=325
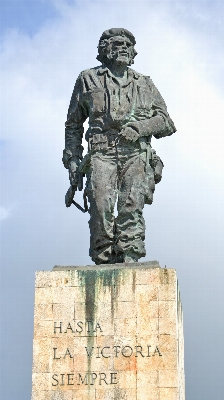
left=31, top=262, right=185, bottom=399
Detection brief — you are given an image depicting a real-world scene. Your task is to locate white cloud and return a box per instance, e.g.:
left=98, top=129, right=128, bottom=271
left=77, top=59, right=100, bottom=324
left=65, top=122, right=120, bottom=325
left=1, top=2, right=224, bottom=399
left=0, top=1, right=223, bottom=240
left=1, top=0, right=224, bottom=252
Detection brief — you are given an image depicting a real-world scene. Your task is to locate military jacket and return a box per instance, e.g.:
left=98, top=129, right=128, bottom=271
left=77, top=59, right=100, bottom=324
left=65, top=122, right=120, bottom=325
left=65, top=65, right=176, bottom=158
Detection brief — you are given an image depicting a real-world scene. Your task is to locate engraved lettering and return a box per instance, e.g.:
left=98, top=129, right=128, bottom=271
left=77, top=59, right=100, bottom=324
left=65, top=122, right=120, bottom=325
left=93, top=322, right=103, bottom=332
left=67, top=374, right=74, bottom=385
left=85, top=346, right=94, bottom=357
left=99, top=372, right=108, bottom=385
left=64, top=322, right=74, bottom=333
left=76, top=321, right=83, bottom=333
left=64, top=348, right=73, bottom=358
left=113, top=346, right=121, bottom=357
left=52, top=374, right=59, bottom=386
left=54, top=322, right=62, bottom=333
left=121, top=346, right=133, bottom=357
left=53, top=348, right=61, bottom=359
left=135, top=345, right=145, bottom=357
left=110, top=372, right=118, bottom=384
left=77, top=373, right=88, bottom=385
left=51, top=372, right=120, bottom=386
left=60, top=374, right=65, bottom=386
left=90, top=373, right=97, bottom=385
left=96, top=346, right=101, bottom=358
left=147, top=345, right=151, bottom=357
left=86, top=320, right=92, bottom=333
left=101, top=346, right=111, bottom=358
left=53, top=321, right=103, bottom=335
left=153, top=346, right=162, bottom=356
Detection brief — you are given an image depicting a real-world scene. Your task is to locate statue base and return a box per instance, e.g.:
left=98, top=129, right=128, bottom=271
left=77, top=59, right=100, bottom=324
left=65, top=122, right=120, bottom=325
left=31, top=261, right=185, bottom=399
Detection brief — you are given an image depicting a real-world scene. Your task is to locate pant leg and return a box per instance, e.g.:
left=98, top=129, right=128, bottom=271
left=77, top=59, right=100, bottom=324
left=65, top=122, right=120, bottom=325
left=86, top=150, right=117, bottom=264
left=115, top=147, right=148, bottom=260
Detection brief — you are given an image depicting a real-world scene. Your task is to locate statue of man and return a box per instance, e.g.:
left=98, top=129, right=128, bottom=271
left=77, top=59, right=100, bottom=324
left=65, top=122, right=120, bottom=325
left=63, top=28, right=176, bottom=264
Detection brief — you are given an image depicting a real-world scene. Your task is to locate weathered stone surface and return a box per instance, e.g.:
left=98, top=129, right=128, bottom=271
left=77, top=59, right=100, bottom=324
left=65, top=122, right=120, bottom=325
left=31, top=263, right=185, bottom=399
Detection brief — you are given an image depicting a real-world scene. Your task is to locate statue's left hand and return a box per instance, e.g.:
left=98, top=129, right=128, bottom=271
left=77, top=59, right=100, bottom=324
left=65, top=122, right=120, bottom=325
left=119, top=125, right=139, bottom=142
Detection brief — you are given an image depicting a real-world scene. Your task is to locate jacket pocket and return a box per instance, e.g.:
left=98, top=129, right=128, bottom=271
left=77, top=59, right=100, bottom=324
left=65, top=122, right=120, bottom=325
left=88, top=89, right=106, bottom=114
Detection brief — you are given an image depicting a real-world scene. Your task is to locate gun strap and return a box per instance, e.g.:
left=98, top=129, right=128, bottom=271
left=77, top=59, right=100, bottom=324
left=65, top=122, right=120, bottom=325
left=72, top=200, right=87, bottom=213
left=72, top=188, right=88, bottom=213
left=83, top=188, right=88, bottom=212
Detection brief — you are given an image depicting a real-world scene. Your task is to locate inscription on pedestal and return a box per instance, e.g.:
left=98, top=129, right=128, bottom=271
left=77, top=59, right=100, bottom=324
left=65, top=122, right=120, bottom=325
left=31, top=263, right=185, bottom=400
left=51, top=320, right=162, bottom=388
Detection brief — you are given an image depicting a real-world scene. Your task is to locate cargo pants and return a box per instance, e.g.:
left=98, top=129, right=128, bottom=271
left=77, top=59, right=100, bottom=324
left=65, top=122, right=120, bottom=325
left=86, top=141, right=154, bottom=264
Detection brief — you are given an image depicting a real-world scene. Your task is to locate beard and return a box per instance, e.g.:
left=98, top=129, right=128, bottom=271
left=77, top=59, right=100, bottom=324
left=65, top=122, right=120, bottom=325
left=106, top=49, right=133, bottom=67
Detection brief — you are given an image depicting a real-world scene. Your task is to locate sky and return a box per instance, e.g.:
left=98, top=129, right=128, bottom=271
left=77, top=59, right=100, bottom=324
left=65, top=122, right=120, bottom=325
left=0, top=0, right=224, bottom=398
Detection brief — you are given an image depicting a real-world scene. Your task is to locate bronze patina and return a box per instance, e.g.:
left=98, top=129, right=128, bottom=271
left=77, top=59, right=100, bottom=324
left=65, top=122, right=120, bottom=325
left=63, top=28, right=176, bottom=264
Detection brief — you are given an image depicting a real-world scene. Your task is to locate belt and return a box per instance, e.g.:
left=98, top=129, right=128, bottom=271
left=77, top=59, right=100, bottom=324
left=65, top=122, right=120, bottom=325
left=88, top=130, right=119, bottom=150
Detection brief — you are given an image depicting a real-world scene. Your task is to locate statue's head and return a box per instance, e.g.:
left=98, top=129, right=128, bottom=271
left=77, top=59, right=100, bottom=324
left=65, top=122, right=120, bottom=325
left=97, top=28, right=137, bottom=67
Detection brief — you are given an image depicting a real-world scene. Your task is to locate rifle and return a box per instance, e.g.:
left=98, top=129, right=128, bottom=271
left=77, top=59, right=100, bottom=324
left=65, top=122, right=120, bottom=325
left=65, top=185, right=88, bottom=213
left=65, top=153, right=91, bottom=213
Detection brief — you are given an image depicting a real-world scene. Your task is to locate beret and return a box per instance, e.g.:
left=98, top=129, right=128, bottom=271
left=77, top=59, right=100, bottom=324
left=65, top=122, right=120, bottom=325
left=99, top=28, right=136, bottom=45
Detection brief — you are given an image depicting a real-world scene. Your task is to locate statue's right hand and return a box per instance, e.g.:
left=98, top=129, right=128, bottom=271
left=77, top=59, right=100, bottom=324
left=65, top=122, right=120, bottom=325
left=69, top=160, right=79, bottom=187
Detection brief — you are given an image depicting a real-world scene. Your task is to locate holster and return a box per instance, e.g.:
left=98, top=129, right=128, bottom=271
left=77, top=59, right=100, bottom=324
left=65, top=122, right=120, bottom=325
left=150, top=150, right=164, bottom=184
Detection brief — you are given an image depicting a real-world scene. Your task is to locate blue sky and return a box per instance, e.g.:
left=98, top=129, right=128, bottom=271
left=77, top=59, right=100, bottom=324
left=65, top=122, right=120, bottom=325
left=1, top=1, right=224, bottom=399
left=0, top=0, right=59, bottom=35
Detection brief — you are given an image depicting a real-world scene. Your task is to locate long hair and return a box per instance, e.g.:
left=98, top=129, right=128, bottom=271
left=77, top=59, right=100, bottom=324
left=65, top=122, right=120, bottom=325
left=96, top=37, right=137, bottom=66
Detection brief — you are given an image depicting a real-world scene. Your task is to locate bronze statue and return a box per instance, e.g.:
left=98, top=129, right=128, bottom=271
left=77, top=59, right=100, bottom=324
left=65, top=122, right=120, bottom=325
left=63, top=28, right=176, bottom=264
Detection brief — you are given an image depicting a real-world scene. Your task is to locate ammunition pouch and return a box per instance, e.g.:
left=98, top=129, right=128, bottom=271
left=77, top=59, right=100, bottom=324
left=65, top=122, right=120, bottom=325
left=150, top=149, right=164, bottom=184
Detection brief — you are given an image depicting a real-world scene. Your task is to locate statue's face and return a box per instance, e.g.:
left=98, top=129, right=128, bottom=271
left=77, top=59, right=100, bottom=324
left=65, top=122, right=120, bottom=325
left=109, top=35, right=134, bottom=66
